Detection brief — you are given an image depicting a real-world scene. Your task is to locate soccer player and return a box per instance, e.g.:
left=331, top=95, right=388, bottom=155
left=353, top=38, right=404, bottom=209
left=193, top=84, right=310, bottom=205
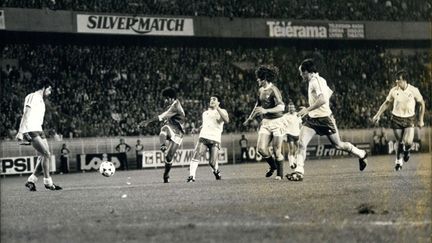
left=372, top=70, right=425, bottom=171
left=140, top=87, right=185, bottom=183
left=187, top=95, right=229, bottom=182
left=243, top=65, right=286, bottom=180
left=288, top=59, right=368, bottom=181
left=16, top=79, right=62, bottom=191
left=282, top=101, right=302, bottom=170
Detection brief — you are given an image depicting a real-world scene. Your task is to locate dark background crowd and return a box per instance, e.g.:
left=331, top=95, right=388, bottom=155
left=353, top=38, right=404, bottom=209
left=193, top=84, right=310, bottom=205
left=1, top=0, right=431, bottom=21
left=1, top=43, right=430, bottom=139
left=0, top=1, right=430, bottom=139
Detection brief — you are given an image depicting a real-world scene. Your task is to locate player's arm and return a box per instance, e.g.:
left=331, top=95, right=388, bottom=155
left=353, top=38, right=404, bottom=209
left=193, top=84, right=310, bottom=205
left=115, top=144, right=120, bottom=152
left=243, top=102, right=258, bottom=126
left=298, top=79, right=326, bottom=118
left=139, top=100, right=179, bottom=127
left=126, top=144, right=132, bottom=152
left=16, top=96, right=32, bottom=141
left=372, top=89, right=394, bottom=124
left=216, top=107, right=230, bottom=124
left=255, top=86, right=285, bottom=115
left=415, top=90, right=425, bottom=128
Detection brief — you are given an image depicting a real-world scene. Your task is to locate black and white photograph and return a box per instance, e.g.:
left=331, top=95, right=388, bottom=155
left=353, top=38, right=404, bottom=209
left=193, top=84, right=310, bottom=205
left=0, top=1, right=430, bottom=242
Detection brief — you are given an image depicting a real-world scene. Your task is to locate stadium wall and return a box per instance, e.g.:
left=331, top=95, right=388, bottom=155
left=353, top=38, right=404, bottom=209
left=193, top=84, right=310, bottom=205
left=1, top=128, right=430, bottom=174
left=0, top=8, right=430, bottom=41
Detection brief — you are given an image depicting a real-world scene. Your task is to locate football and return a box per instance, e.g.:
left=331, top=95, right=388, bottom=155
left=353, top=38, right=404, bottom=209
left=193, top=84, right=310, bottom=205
left=99, top=161, right=116, bottom=177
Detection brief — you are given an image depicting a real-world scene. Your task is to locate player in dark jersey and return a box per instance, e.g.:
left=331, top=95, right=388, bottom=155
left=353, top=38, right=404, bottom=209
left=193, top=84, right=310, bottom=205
left=243, top=66, right=286, bottom=179
left=140, top=87, right=185, bottom=183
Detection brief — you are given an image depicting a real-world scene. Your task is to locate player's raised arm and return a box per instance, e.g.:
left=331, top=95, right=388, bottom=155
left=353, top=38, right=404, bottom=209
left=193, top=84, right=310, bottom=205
left=372, top=100, right=391, bottom=125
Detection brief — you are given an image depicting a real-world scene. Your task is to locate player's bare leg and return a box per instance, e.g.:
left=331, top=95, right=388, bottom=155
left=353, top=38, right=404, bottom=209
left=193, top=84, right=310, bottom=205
left=402, top=127, right=414, bottom=163
left=188, top=142, right=206, bottom=182
left=209, top=146, right=221, bottom=180
left=272, top=135, right=284, bottom=180
left=327, top=132, right=368, bottom=171
left=257, top=133, right=276, bottom=177
left=163, top=141, right=179, bottom=183
left=28, top=136, right=62, bottom=191
left=287, top=126, right=315, bottom=181
left=393, top=129, right=404, bottom=170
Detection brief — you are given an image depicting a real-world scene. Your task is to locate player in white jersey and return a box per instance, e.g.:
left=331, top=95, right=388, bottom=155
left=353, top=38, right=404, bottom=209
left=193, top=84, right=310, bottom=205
left=282, top=101, right=302, bottom=170
left=187, top=95, right=229, bottom=182
left=372, top=70, right=425, bottom=171
left=287, top=59, right=368, bottom=181
left=16, top=79, right=62, bottom=191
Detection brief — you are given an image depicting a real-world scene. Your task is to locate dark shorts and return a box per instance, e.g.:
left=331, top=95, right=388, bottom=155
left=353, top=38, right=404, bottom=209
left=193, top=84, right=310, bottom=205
left=23, top=131, right=46, bottom=142
left=286, top=134, right=299, bottom=142
left=303, top=115, right=337, bottom=136
left=199, top=137, right=220, bottom=150
left=391, top=115, right=415, bottom=130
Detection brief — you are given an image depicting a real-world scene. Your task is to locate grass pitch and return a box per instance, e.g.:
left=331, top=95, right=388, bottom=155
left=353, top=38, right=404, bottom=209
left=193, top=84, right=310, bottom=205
left=1, top=154, right=431, bottom=243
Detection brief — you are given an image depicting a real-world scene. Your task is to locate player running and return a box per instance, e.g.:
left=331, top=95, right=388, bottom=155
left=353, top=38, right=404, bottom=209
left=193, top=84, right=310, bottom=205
left=243, top=65, right=286, bottom=180
left=282, top=101, right=302, bottom=170
left=140, top=87, right=185, bottom=183
left=187, top=95, right=229, bottom=182
left=16, top=78, right=62, bottom=191
left=288, top=59, right=368, bottom=181
left=372, top=70, right=425, bottom=171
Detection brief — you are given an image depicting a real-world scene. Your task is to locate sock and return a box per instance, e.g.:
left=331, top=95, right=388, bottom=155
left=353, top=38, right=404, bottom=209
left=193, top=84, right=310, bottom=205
left=404, top=144, right=411, bottom=152
left=164, top=163, right=172, bottom=177
left=276, top=160, right=283, bottom=177
left=190, top=159, right=199, bottom=178
left=396, top=142, right=404, bottom=159
left=43, top=177, right=53, bottom=186
left=27, top=174, right=38, bottom=183
left=214, top=161, right=219, bottom=172
left=288, top=155, right=294, bottom=166
left=263, top=156, right=277, bottom=170
left=348, top=143, right=366, bottom=158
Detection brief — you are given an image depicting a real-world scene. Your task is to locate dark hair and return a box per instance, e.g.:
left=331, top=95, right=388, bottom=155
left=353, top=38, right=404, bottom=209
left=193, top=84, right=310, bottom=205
left=255, top=65, right=279, bottom=82
left=300, top=59, right=317, bottom=73
left=395, top=70, right=409, bottom=81
left=36, top=77, right=54, bottom=90
left=211, top=94, right=224, bottom=108
left=161, top=87, right=177, bottom=99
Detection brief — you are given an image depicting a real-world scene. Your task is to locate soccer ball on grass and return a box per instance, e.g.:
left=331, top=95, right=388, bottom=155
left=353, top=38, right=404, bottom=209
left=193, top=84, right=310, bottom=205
left=99, top=161, right=116, bottom=177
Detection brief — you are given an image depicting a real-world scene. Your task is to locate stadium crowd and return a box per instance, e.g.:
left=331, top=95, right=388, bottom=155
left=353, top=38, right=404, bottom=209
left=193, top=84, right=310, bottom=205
left=1, top=44, right=430, bottom=139
left=1, top=0, right=430, bottom=21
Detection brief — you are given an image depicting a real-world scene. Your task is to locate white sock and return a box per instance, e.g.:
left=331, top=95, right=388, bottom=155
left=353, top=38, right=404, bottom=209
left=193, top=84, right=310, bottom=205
left=43, top=177, right=53, bottom=186
left=348, top=143, right=366, bottom=158
left=189, top=159, right=199, bottom=178
left=27, top=174, right=38, bottom=183
left=214, top=162, right=219, bottom=172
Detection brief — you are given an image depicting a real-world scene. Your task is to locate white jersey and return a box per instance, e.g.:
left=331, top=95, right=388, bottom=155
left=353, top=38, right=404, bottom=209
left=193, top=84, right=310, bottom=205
left=282, top=112, right=302, bottom=136
left=308, top=73, right=333, bottom=118
left=386, top=84, right=423, bottom=118
left=20, top=91, right=46, bottom=133
left=199, top=109, right=226, bottom=143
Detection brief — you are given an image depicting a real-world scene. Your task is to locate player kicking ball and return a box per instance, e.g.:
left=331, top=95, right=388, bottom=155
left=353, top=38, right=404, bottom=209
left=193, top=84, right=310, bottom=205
left=187, top=95, right=229, bottom=182
left=372, top=70, right=425, bottom=171
left=140, top=87, right=185, bottom=183
left=16, top=78, right=62, bottom=191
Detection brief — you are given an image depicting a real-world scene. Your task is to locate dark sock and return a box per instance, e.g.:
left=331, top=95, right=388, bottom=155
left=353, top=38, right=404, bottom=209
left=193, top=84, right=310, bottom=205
left=276, top=160, right=283, bottom=177
left=396, top=143, right=404, bottom=159
left=164, top=163, right=172, bottom=178
left=264, top=156, right=277, bottom=170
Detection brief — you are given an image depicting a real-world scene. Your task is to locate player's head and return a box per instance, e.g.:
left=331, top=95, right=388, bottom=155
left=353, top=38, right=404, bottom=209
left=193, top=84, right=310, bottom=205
left=209, top=95, right=222, bottom=108
left=299, top=59, right=317, bottom=81
left=287, top=100, right=296, bottom=113
left=161, top=87, right=177, bottom=102
left=36, top=78, right=54, bottom=97
left=395, top=70, right=409, bottom=88
left=255, top=65, right=278, bottom=87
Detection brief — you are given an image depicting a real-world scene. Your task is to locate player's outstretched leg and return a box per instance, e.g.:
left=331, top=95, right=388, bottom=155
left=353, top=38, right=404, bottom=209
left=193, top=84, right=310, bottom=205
left=328, top=133, right=368, bottom=171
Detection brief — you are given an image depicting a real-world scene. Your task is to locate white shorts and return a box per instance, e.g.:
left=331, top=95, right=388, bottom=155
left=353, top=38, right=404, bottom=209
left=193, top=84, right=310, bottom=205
left=259, top=117, right=286, bottom=137
left=160, top=125, right=183, bottom=145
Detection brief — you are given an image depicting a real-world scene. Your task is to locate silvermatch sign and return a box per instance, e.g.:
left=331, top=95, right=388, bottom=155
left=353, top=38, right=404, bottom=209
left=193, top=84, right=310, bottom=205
left=77, top=14, right=194, bottom=36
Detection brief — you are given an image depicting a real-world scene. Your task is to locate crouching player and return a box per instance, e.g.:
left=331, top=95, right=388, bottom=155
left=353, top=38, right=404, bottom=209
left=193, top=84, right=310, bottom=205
left=187, top=95, right=229, bottom=182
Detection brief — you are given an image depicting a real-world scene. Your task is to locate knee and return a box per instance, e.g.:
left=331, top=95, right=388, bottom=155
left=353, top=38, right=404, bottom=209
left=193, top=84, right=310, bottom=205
left=257, top=147, right=269, bottom=157
left=42, top=150, right=51, bottom=158
left=274, top=148, right=283, bottom=160
left=298, top=141, right=307, bottom=151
